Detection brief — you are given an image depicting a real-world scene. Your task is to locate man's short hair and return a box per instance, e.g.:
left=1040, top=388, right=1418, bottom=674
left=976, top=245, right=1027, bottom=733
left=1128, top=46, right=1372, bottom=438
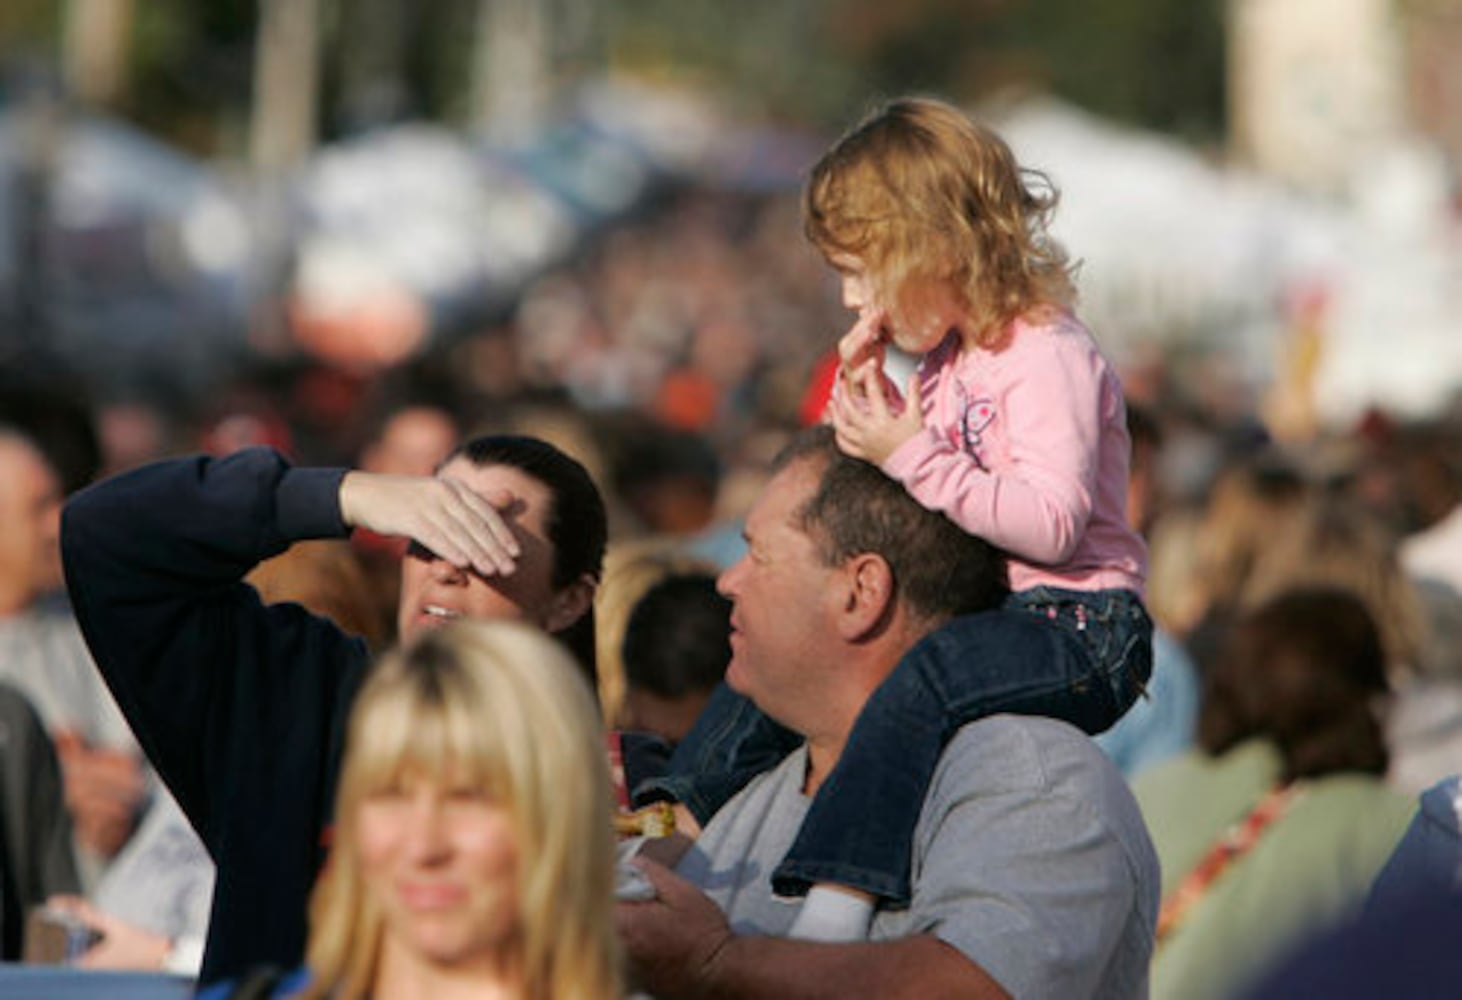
left=0, top=368, right=99, bottom=495
left=447, top=435, right=608, bottom=589
left=623, top=573, right=731, bottom=699
left=775, top=426, right=1008, bottom=622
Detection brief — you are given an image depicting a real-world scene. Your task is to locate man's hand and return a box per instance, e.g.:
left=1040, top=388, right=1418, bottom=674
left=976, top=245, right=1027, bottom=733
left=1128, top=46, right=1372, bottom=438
left=44, top=895, right=171, bottom=971
left=615, top=858, right=733, bottom=999
left=53, top=731, right=145, bottom=861
left=338, top=471, right=520, bottom=577
left=831, top=365, right=925, bottom=465
left=619, top=868, right=1010, bottom=1000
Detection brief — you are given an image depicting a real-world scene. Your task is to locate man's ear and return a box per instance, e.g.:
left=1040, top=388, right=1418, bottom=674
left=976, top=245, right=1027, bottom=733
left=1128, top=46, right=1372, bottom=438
left=544, top=574, right=597, bottom=634
left=837, top=553, right=894, bottom=641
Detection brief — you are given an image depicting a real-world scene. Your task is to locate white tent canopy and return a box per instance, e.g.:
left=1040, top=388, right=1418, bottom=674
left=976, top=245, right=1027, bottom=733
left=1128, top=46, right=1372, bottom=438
left=993, top=96, right=1460, bottom=424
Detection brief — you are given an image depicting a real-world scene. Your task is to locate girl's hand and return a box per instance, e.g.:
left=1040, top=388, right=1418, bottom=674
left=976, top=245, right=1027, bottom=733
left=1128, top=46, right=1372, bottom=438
left=832, top=365, right=925, bottom=465
left=838, top=308, right=889, bottom=386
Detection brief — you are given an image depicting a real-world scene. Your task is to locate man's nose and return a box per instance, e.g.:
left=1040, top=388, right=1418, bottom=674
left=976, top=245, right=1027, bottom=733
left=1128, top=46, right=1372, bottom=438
left=428, top=556, right=468, bottom=585
left=716, top=558, right=743, bottom=599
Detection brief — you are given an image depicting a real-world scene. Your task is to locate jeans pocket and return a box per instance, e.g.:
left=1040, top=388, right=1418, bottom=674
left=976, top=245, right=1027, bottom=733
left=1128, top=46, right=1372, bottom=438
left=1010, top=587, right=1151, bottom=710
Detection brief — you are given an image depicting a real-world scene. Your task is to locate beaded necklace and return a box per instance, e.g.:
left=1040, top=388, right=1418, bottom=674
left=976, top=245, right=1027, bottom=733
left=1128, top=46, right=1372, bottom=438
left=1156, top=783, right=1303, bottom=943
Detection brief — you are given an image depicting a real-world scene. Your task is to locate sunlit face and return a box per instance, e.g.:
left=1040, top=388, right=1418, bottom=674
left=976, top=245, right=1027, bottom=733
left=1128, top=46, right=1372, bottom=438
left=396, top=459, right=566, bottom=641
left=831, top=253, right=963, bottom=356
left=0, top=435, right=63, bottom=614
left=835, top=254, right=878, bottom=315
left=716, top=459, right=840, bottom=733
left=357, top=766, right=521, bottom=971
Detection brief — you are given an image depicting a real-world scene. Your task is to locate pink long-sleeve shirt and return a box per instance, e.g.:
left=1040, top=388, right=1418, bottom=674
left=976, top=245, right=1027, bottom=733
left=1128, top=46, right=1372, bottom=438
left=882, top=311, right=1147, bottom=596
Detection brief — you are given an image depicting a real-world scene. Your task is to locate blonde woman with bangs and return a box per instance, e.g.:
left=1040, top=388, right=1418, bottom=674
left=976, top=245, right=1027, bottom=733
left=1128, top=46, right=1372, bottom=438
left=651, top=95, right=1152, bottom=941
left=292, top=620, right=621, bottom=1000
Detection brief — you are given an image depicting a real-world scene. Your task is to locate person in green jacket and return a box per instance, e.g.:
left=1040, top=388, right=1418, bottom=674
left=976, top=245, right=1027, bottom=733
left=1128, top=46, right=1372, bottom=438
left=1133, top=587, right=1416, bottom=1000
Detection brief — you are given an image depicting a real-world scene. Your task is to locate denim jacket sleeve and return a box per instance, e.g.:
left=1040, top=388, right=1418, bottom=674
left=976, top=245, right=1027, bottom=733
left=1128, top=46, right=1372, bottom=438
left=634, top=682, right=802, bottom=825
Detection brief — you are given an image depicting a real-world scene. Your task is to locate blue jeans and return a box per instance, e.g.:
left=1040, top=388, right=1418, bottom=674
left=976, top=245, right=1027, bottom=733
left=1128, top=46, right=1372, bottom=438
left=639, top=587, right=1152, bottom=904
left=636, top=682, right=803, bottom=821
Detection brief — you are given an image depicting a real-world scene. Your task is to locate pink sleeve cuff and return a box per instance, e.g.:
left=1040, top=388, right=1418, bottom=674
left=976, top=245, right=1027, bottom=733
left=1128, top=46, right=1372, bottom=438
left=882, top=427, right=947, bottom=482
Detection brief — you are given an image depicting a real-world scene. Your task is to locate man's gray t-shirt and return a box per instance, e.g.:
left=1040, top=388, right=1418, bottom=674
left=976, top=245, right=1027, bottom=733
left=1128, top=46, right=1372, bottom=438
left=677, top=715, right=1160, bottom=999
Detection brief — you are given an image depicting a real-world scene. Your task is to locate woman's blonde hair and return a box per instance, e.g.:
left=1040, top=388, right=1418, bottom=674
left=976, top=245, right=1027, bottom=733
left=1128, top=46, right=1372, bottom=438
left=804, top=95, right=1076, bottom=346
left=1185, top=456, right=1312, bottom=632
left=303, top=621, right=622, bottom=1000
left=1240, top=494, right=1427, bottom=678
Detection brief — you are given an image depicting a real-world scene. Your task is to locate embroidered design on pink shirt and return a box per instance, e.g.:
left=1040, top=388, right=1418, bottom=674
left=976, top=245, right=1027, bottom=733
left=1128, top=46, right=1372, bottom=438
left=952, top=379, right=996, bottom=465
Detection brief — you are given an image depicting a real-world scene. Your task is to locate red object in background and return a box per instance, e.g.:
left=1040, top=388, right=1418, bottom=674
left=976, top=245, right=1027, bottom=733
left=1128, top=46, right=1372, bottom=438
left=200, top=410, right=295, bottom=457
left=655, top=368, right=721, bottom=432
left=352, top=528, right=408, bottom=559
left=292, top=366, right=368, bottom=432
left=606, top=730, right=631, bottom=810
left=799, top=349, right=839, bottom=427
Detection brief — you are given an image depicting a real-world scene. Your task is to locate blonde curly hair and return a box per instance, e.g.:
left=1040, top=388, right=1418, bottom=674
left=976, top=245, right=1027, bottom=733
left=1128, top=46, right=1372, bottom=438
left=804, top=96, right=1076, bottom=347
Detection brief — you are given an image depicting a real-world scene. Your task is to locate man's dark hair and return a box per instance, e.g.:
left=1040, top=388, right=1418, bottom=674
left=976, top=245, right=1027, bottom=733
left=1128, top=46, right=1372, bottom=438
left=1199, top=586, right=1390, bottom=781
left=623, top=573, right=731, bottom=698
left=447, top=435, right=608, bottom=589
left=775, top=426, right=1008, bottom=622
left=0, top=371, right=99, bottom=494
left=446, top=434, right=608, bottom=690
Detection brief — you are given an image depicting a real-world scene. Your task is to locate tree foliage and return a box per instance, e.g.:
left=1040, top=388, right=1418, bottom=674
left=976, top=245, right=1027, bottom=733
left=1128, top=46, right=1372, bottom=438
left=610, top=0, right=1227, bottom=139
left=1, top=0, right=1229, bottom=147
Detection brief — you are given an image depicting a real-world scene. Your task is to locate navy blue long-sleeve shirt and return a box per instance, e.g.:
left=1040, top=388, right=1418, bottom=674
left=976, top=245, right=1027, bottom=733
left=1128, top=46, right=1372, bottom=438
left=63, top=448, right=363, bottom=983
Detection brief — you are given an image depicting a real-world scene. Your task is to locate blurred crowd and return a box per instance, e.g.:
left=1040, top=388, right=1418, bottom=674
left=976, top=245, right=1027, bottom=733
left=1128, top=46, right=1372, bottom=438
left=2, top=173, right=1462, bottom=996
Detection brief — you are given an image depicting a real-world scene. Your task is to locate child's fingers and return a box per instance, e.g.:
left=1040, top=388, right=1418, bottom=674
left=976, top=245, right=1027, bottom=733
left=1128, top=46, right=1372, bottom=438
left=839, top=309, right=887, bottom=367
left=828, top=389, right=869, bottom=457
left=838, top=313, right=875, bottom=360
left=905, top=371, right=923, bottom=412
left=836, top=363, right=875, bottom=412
left=831, top=373, right=856, bottom=420
left=833, top=425, right=867, bottom=460
left=857, top=363, right=892, bottom=418
left=830, top=395, right=862, bottom=442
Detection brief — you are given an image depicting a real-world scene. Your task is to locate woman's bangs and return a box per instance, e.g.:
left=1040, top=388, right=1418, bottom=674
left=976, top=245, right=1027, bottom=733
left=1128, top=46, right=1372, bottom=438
left=352, top=682, right=506, bottom=798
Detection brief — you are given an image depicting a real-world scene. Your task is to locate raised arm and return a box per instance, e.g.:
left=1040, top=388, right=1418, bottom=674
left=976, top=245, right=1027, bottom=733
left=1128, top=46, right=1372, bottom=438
left=61, top=447, right=361, bottom=844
